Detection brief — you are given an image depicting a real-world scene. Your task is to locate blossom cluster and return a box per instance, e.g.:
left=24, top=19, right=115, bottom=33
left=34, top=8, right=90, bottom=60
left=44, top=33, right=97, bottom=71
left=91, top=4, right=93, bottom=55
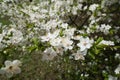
left=0, top=0, right=120, bottom=79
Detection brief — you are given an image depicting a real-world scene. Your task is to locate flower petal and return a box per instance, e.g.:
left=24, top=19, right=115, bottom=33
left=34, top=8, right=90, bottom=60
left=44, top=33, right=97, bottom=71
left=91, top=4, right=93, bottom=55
left=13, top=60, right=22, bottom=66
left=6, top=72, right=13, bottom=78
left=13, top=67, right=21, bottom=74
left=5, top=60, right=12, bottom=67
left=0, top=69, right=6, bottom=74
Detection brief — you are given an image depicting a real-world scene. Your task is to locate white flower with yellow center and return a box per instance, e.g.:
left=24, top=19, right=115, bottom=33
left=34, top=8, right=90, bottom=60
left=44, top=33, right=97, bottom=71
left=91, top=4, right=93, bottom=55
left=77, top=37, right=94, bottom=51
left=61, top=37, right=73, bottom=50
left=72, top=50, right=87, bottom=60
left=50, top=37, right=62, bottom=47
left=0, top=60, right=22, bottom=78
left=41, top=30, right=60, bottom=42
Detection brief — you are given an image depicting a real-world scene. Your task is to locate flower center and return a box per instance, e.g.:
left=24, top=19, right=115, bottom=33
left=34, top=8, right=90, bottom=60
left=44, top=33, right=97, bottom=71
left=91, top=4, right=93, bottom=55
left=9, top=66, right=13, bottom=70
left=83, top=42, right=87, bottom=46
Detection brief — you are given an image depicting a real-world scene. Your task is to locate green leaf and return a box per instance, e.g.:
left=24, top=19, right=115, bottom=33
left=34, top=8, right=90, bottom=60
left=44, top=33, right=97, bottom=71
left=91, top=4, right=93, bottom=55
left=28, top=45, right=37, bottom=53
left=32, top=38, right=39, bottom=45
left=96, top=44, right=107, bottom=49
left=59, top=29, right=64, bottom=37
left=26, top=23, right=34, bottom=28
left=88, top=52, right=95, bottom=59
left=95, top=37, right=103, bottom=45
left=109, top=29, right=115, bottom=35
left=94, top=47, right=100, bottom=55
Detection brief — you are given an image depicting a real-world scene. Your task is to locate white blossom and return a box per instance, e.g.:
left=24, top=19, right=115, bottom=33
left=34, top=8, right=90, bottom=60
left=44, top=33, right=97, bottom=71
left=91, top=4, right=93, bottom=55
left=0, top=60, right=22, bottom=78
left=64, top=28, right=76, bottom=38
left=99, top=24, right=111, bottom=34
left=0, top=34, right=4, bottom=43
left=7, top=28, right=23, bottom=44
left=89, top=4, right=99, bottom=12
left=115, top=53, right=120, bottom=59
left=77, top=37, right=94, bottom=51
left=60, top=23, right=68, bottom=29
left=72, top=50, right=87, bottom=60
left=50, top=37, right=62, bottom=47
left=42, top=47, right=57, bottom=61
left=61, top=37, right=73, bottom=50
left=99, top=40, right=114, bottom=46
left=114, top=64, right=120, bottom=74
left=41, top=30, right=60, bottom=42
left=108, top=75, right=118, bottom=80
left=54, top=46, right=64, bottom=55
